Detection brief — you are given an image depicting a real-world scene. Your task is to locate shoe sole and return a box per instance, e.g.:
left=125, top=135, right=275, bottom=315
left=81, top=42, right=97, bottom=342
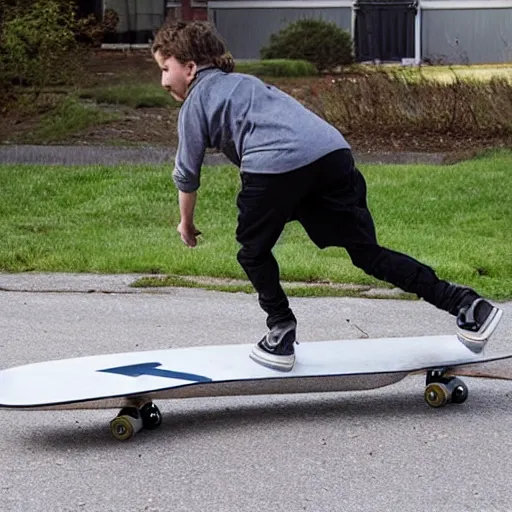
left=457, top=307, right=503, bottom=352
left=249, top=345, right=295, bottom=372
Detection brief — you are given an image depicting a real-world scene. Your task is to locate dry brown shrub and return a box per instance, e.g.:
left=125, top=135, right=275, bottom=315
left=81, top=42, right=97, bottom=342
left=310, top=69, right=512, bottom=138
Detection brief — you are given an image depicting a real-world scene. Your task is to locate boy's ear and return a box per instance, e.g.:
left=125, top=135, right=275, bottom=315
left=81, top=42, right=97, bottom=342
left=186, top=61, right=198, bottom=81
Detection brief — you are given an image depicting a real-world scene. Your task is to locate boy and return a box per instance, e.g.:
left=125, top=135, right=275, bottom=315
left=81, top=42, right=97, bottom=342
left=151, top=20, right=502, bottom=372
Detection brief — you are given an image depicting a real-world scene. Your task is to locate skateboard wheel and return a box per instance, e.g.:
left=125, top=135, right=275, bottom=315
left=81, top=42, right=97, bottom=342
left=139, top=403, right=162, bottom=430
left=448, top=378, right=469, bottom=405
left=424, top=382, right=449, bottom=408
left=110, top=407, right=143, bottom=441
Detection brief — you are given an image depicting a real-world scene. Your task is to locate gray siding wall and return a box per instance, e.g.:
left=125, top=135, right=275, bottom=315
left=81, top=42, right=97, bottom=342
left=422, top=8, right=512, bottom=64
left=210, top=8, right=352, bottom=59
left=105, top=0, right=165, bottom=37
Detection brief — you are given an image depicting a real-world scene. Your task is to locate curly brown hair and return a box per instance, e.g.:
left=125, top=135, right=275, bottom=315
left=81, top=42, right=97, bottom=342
left=152, top=20, right=235, bottom=73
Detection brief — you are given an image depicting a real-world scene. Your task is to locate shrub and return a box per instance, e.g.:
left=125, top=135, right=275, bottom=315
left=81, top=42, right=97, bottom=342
left=260, top=19, right=354, bottom=72
left=0, top=0, right=80, bottom=88
left=76, top=8, right=119, bottom=47
left=310, top=68, right=512, bottom=138
left=235, top=59, right=318, bottom=77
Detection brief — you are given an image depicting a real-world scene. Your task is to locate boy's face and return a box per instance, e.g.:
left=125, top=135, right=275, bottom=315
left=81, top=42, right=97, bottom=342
left=154, top=51, right=197, bottom=102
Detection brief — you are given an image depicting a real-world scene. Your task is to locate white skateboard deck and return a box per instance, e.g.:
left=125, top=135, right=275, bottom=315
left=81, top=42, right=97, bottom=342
left=1, top=334, right=509, bottom=410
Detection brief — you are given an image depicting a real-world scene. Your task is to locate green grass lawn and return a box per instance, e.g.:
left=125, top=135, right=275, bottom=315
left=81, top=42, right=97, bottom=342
left=356, top=63, right=512, bottom=83
left=24, top=96, right=120, bottom=143
left=234, top=59, right=318, bottom=77
left=78, top=84, right=179, bottom=108
left=0, top=151, right=511, bottom=299
left=418, top=63, right=512, bottom=83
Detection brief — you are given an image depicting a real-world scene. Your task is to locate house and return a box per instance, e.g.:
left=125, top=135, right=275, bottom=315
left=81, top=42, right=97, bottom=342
left=209, top=0, right=512, bottom=64
left=94, top=0, right=512, bottom=64
left=95, top=1, right=208, bottom=46
left=419, top=0, right=512, bottom=64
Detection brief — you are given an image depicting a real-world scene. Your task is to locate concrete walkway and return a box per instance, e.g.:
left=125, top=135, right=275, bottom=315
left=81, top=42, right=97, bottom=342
left=0, top=144, right=448, bottom=166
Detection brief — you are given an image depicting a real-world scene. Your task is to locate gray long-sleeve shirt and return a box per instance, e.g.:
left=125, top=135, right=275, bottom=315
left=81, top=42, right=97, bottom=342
left=173, top=68, right=350, bottom=192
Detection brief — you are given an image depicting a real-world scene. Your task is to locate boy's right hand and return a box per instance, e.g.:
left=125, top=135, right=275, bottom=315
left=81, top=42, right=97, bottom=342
left=177, top=222, right=201, bottom=248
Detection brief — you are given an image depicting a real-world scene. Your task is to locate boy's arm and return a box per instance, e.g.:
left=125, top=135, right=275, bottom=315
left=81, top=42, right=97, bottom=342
left=173, top=101, right=208, bottom=247
left=173, top=101, right=207, bottom=194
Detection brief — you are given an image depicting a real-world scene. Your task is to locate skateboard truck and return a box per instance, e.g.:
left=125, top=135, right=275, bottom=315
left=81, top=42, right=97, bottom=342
left=109, top=401, right=163, bottom=441
left=424, top=368, right=469, bottom=408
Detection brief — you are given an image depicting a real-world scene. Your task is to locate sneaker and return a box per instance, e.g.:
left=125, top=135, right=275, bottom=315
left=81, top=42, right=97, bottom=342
left=249, top=320, right=297, bottom=372
left=456, top=298, right=503, bottom=353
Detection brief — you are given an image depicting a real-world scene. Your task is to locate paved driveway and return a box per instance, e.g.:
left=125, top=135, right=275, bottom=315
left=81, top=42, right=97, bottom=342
left=0, top=275, right=511, bottom=512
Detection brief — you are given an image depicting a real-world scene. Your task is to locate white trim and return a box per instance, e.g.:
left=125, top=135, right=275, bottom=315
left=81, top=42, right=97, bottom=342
left=414, top=4, right=421, bottom=64
left=421, top=1, right=512, bottom=9
left=209, top=1, right=354, bottom=8
left=190, top=0, right=208, bottom=7
left=209, top=0, right=512, bottom=10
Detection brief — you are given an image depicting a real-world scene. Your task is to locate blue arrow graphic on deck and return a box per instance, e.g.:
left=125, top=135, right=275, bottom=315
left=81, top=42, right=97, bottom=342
left=98, top=362, right=212, bottom=383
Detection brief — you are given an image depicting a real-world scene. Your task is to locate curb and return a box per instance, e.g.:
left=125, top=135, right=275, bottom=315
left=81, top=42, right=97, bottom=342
left=0, top=272, right=406, bottom=298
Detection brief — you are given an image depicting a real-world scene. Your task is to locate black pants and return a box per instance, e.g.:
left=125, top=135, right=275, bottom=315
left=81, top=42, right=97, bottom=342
left=236, top=149, right=478, bottom=328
